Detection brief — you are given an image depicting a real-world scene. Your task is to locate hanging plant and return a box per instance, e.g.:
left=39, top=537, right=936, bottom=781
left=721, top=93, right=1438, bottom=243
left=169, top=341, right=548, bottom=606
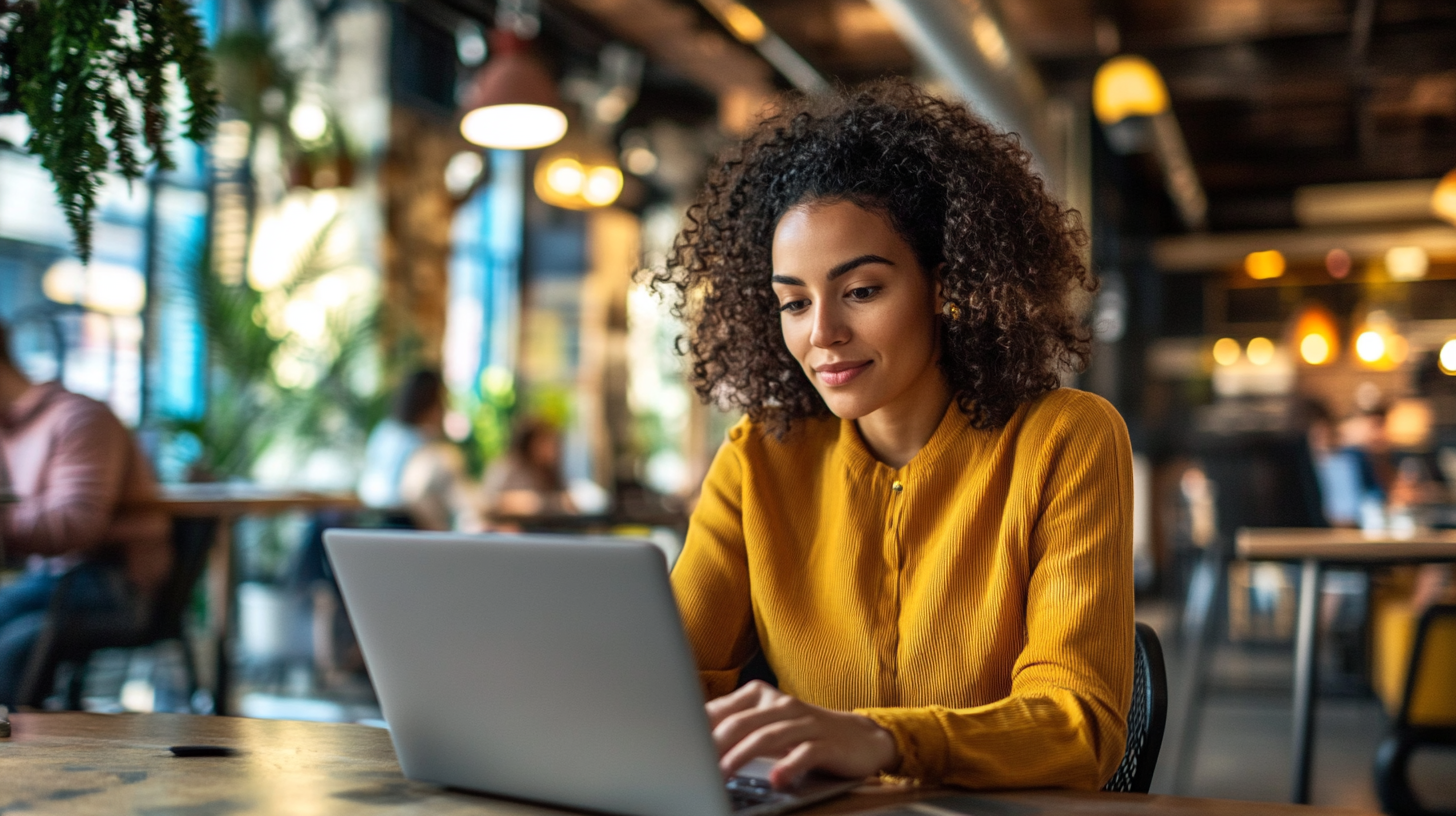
left=0, top=0, right=219, bottom=262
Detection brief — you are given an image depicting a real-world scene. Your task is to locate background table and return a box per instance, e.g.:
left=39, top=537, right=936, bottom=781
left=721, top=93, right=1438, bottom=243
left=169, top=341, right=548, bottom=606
left=0, top=712, right=1377, bottom=816
left=129, top=484, right=361, bottom=715
left=1236, top=527, right=1456, bottom=805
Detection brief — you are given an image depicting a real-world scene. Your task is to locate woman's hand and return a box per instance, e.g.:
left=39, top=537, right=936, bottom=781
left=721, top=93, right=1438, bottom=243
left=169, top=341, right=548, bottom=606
left=707, top=680, right=899, bottom=789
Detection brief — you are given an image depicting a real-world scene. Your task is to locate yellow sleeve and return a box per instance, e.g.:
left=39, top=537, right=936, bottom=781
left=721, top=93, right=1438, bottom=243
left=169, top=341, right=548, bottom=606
left=671, top=426, right=759, bottom=701
left=857, top=397, right=1135, bottom=789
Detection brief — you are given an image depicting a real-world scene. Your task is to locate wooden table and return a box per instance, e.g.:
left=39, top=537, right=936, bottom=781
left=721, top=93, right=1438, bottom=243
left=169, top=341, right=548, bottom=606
left=0, top=712, right=1376, bottom=816
left=130, top=484, right=361, bottom=715
left=1236, top=527, right=1456, bottom=805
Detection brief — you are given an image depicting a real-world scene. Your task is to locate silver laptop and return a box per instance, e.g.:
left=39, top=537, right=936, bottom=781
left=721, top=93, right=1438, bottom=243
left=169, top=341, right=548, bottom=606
left=323, top=529, right=861, bottom=816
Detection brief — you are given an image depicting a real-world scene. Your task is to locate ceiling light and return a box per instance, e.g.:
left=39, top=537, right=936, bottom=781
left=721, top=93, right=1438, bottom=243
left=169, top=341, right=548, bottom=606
left=1244, top=250, right=1285, bottom=280
left=1433, top=169, right=1456, bottom=225
left=1246, top=337, right=1275, bottom=366
left=1294, top=304, right=1338, bottom=366
left=1212, top=337, right=1240, bottom=367
left=1385, top=246, right=1429, bottom=281
left=582, top=166, right=624, bottom=207
left=1355, top=330, right=1385, bottom=363
left=1300, top=334, right=1330, bottom=366
left=460, top=32, right=567, bottom=150
left=1439, top=338, right=1456, bottom=375
left=534, top=143, right=623, bottom=209
left=1093, top=55, right=1169, bottom=125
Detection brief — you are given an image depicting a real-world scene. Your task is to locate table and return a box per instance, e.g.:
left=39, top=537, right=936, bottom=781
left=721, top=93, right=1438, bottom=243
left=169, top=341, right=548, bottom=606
left=1236, top=527, right=1456, bottom=805
left=0, top=712, right=1378, bottom=816
left=130, top=484, right=361, bottom=715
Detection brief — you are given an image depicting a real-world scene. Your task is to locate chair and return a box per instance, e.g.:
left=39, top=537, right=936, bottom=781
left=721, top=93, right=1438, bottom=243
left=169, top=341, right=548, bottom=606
left=1374, top=604, right=1456, bottom=816
left=17, top=517, right=219, bottom=710
left=1102, top=622, right=1168, bottom=793
left=736, top=623, right=1167, bottom=793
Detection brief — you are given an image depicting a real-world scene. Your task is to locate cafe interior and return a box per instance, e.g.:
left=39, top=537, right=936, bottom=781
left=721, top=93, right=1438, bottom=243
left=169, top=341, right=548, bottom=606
left=1, top=0, right=1455, bottom=813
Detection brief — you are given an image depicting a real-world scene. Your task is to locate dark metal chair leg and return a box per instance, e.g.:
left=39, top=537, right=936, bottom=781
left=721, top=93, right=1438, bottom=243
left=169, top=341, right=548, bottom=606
left=64, top=659, right=86, bottom=711
left=178, top=635, right=200, bottom=703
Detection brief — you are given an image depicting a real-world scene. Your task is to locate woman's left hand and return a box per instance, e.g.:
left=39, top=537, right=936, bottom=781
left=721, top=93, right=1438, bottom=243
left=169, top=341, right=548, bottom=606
left=706, top=680, right=899, bottom=789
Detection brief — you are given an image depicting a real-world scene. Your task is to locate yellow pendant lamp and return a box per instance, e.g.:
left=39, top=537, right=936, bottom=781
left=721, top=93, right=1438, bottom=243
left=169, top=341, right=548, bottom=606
left=534, top=138, right=623, bottom=209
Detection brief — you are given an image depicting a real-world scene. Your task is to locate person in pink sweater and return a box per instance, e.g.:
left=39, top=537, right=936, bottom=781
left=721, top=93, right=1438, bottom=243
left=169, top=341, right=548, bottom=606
left=0, top=320, right=170, bottom=705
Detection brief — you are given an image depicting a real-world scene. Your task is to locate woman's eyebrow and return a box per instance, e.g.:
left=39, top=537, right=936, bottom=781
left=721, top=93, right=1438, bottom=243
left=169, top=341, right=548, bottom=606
left=827, top=254, right=894, bottom=280
left=771, top=254, right=895, bottom=286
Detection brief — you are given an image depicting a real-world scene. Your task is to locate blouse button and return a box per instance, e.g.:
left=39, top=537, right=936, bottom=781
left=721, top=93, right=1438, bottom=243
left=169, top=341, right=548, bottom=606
left=891, top=480, right=904, bottom=493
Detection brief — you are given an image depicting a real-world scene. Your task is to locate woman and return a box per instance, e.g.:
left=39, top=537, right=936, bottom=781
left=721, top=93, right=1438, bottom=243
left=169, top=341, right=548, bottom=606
left=480, top=418, right=577, bottom=521
left=650, top=80, right=1134, bottom=792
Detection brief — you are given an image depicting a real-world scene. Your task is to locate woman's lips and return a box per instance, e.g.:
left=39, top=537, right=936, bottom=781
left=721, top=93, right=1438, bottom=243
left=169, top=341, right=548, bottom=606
left=816, top=361, right=871, bottom=386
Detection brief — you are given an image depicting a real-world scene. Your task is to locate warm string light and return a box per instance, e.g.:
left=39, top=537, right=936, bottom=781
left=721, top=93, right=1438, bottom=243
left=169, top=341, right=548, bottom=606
left=1293, top=304, right=1339, bottom=366
left=1439, top=338, right=1456, bottom=376
left=1244, top=250, right=1285, bottom=280
left=1352, top=310, right=1407, bottom=370
left=1212, top=337, right=1241, bottom=367
left=1245, top=337, right=1275, bottom=366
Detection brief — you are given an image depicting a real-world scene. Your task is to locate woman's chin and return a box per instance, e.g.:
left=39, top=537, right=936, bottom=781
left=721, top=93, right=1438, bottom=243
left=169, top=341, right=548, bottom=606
left=818, top=391, right=877, bottom=421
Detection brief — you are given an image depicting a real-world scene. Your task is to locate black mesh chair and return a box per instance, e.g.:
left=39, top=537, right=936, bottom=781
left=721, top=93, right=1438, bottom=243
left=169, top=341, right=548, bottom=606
left=17, top=517, right=218, bottom=710
left=1102, top=622, right=1168, bottom=793
left=736, top=622, right=1167, bottom=793
left=1374, top=604, right=1456, bottom=816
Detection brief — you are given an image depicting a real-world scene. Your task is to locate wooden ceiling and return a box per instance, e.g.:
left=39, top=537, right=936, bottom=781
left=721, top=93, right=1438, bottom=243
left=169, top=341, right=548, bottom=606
left=747, top=0, right=1456, bottom=232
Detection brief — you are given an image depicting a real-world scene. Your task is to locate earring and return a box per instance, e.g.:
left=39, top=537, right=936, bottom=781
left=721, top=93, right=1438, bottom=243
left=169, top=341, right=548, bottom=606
left=942, top=301, right=962, bottom=321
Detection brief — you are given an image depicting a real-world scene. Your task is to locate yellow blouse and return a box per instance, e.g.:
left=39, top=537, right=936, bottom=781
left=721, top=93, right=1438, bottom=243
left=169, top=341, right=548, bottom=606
left=671, top=388, right=1134, bottom=790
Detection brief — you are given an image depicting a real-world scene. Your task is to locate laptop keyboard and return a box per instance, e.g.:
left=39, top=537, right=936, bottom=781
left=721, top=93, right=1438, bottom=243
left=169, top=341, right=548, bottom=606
left=726, top=775, right=792, bottom=811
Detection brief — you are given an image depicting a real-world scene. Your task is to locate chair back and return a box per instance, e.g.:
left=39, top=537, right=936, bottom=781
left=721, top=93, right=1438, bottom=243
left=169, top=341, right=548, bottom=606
left=144, top=517, right=219, bottom=641
left=1103, top=622, right=1168, bottom=793
left=1395, top=604, right=1456, bottom=728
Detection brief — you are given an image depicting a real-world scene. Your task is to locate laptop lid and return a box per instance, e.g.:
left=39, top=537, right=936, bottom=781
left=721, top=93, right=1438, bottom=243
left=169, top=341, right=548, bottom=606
left=324, top=529, right=733, bottom=816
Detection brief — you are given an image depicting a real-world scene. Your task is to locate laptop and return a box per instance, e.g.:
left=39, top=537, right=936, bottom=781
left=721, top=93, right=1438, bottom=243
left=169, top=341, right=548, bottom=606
left=323, top=529, right=862, bottom=816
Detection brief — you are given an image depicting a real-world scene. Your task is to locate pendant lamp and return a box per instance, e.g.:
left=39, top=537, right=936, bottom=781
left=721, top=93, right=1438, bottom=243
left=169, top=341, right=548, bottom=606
left=1434, top=168, right=1456, bottom=225
left=460, top=31, right=568, bottom=150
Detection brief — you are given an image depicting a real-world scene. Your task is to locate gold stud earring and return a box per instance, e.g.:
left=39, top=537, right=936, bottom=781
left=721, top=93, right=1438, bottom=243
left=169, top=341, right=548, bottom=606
left=942, top=301, right=962, bottom=321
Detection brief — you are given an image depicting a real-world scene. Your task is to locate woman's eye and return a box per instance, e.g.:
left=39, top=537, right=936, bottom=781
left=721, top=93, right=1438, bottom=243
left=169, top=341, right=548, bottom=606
left=779, top=299, right=808, bottom=313
left=847, top=287, right=879, bottom=300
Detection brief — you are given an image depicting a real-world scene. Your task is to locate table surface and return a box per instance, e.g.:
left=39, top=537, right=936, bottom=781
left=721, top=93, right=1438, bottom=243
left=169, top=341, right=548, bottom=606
left=0, top=713, right=1376, bottom=816
left=1237, top=527, right=1456, bottom=562
left=128, top=483, right=361, bottom=516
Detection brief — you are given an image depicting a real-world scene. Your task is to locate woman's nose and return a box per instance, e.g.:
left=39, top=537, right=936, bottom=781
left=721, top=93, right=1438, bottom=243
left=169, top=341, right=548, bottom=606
left=809, top=304, right=849, bottom=348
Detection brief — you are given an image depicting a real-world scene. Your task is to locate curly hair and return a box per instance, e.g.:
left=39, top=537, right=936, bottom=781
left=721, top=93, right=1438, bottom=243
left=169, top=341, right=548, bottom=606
left=646, top=79, right=1095, bottom=434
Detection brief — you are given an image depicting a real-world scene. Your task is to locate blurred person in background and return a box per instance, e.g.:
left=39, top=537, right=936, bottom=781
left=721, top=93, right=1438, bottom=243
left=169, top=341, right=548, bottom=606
left=480, top=419, right=576, bottom=523
left=357, top=369, right=476, bottom=530
left=0, top=320, right=169, bottom=706
left=648, top=80, right=1131, bottom=791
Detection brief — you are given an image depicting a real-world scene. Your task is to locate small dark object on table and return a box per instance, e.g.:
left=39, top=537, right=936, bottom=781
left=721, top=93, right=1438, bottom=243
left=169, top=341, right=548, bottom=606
left=169, top=745, right=237, bottom=757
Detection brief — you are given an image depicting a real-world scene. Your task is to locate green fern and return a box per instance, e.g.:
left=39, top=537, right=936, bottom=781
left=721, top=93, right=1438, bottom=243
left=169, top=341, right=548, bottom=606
left=0, top=0, right=218, bottom=262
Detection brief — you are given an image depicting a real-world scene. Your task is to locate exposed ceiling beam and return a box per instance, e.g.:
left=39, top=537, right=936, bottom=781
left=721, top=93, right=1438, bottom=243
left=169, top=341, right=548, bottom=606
left=864, top=0, right=1053, bottom=165
left=552, top=0, right=775, bottom=106
left=1154, top=222, right=1456, bottom=272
